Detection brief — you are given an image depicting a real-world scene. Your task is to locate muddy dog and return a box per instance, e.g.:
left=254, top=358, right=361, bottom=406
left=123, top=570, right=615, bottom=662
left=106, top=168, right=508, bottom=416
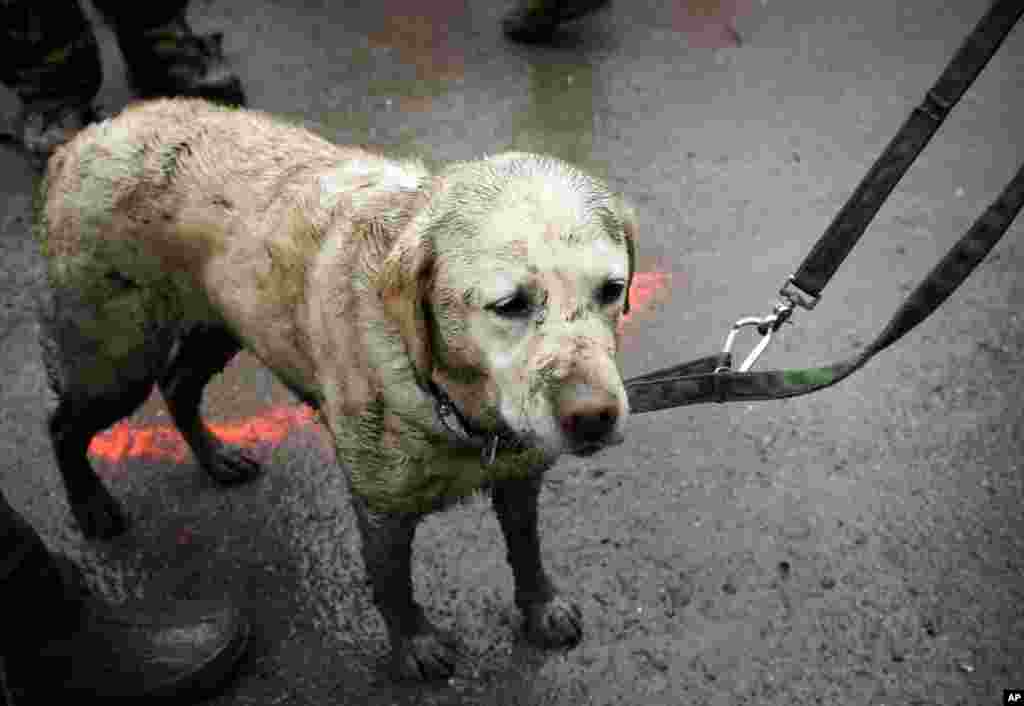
left=36, top=98, right=636, bottom=679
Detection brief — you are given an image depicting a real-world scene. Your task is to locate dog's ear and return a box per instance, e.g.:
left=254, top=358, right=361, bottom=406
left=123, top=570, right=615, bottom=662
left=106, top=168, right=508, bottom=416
left=378, top=224, right=435, bottom=384
left=613, top=195, right=638, bottom=315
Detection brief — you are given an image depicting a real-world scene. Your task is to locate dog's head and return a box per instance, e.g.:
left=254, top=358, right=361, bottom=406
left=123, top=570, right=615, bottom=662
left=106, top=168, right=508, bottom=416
left=379, top=153, right=636, bottom=460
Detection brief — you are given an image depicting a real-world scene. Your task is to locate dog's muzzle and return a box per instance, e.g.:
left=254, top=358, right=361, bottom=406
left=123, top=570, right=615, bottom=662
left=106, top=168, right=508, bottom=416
left=556, top=382, right=626, bottom=457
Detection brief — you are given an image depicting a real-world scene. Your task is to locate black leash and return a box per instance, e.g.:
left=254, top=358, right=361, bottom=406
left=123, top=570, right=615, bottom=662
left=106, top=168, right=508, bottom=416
left=626, top=0, right=1024, bottom=414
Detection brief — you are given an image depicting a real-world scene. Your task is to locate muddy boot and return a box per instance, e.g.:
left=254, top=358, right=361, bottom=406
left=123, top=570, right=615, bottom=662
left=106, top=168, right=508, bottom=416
left=113, top=11, right=246, bottom=106
left=502, top=0, right=612, bottom=43
left=0, top=492, right=249, bottom=703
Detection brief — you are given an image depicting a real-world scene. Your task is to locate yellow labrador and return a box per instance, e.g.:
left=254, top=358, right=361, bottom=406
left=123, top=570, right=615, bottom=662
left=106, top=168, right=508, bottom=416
left=36, top=98, right=636, bottom=679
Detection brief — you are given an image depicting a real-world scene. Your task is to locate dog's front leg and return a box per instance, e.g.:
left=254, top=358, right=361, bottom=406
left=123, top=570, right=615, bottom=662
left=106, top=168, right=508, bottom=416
left=351, top=496, right=457, bottom=680
left=492, top=475, right=583, bottom=648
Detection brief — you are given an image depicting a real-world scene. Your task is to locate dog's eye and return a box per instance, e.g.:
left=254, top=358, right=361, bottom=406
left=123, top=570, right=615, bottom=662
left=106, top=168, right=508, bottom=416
left=488, top=290, right=532, bottom=319
left=597, top=279, right=626, bottom=306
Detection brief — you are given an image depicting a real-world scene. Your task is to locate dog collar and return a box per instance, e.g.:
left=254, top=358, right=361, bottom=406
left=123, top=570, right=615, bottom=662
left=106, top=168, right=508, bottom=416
left=427, top=379, right=517, bottom=467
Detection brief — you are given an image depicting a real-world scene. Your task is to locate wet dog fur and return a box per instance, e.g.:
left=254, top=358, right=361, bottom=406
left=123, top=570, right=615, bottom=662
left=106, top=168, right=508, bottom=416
left=35, top=98, right=637, bottom=679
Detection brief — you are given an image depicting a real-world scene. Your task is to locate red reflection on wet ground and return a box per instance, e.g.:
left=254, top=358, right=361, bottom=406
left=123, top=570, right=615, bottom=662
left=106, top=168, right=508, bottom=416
left=88, top=271, right=670, bottom=465
left=673, top=0, right=751, bottom=48
left=620, top=270, right=671, bottom=328
left=366, top=0, right=468, bottom=84
left=90, top=405, right=319, bottom=466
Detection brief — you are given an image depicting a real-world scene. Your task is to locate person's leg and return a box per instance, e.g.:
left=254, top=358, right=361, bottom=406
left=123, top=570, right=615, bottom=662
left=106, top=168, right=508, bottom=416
left=502, top=0, right=612, bottom=43
left=88, top=1, right=190, bottom=31
left=0, top=0, right=102, bottom=164
left=91, top=0, right=246, bottom=105
left=0, top=488, right=249, bottom=701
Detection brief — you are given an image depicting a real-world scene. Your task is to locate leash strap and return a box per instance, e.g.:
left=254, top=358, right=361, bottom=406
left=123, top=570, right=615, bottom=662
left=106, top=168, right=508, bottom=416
left=627, top=156, right=1024, bottom=413
left=624, top=0, right=1024, bottom=414
left=788, top=0, right=1024, bottom=302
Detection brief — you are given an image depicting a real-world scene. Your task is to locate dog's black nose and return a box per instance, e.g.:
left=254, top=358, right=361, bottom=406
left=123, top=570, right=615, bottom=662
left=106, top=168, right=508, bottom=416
left=558, top=386, right=620, bottom=447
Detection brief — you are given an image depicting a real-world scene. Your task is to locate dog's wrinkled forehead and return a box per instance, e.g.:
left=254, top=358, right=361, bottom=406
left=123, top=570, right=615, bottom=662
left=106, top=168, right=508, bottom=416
left=429, top=154, right=629, bottom=268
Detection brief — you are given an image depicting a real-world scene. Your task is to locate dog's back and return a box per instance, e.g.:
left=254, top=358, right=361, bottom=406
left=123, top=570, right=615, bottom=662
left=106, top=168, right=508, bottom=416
left=40, top=99, right=357, bottom=297
left=38, top=98, right=421, bottom=390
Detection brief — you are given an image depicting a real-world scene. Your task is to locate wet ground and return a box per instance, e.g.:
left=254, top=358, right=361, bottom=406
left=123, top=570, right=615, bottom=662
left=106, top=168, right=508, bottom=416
left=2, top=1, right=1023, bottom=704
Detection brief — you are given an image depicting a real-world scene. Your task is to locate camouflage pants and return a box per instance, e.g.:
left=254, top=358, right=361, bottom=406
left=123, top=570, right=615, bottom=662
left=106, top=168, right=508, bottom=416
left=0, top=0, right=189, bottom=106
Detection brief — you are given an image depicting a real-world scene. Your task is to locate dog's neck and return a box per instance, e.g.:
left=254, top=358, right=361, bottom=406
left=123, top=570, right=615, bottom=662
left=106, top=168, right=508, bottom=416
left=425, top=377, right=521, bottom=466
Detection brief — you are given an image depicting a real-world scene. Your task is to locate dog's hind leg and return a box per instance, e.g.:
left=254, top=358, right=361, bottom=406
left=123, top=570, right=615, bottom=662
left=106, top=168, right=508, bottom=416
left=39, top=291, right=161, bottom=539
left=157, top=325, right=262, bottom=484
left=45, top=390, right=151, bottom=538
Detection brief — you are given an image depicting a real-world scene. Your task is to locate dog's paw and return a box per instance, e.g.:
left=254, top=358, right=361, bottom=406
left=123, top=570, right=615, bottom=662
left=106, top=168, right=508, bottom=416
left=72, top=485, right=129, bottom=539
left=201, top=442, right=263, bottom=485
left=523, top=594, right=583, bottom=648
left=392, top=630, right=458, bottom=681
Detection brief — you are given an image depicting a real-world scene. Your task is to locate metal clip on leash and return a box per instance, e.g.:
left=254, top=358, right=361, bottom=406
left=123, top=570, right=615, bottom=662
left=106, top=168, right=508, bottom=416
left=716, top=288, right=802, bottom=374
left=715, top=272, right=822, bottom=374
left=716, top=274, right=822, bottom=374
